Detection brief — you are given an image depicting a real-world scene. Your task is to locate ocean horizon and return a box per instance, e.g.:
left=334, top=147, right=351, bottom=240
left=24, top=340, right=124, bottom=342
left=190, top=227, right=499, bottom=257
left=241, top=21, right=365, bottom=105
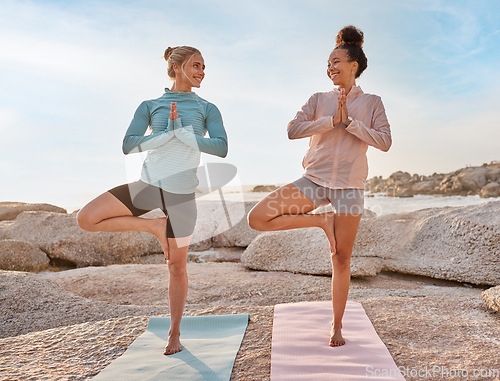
left=3, top=185, right=499, bottom=217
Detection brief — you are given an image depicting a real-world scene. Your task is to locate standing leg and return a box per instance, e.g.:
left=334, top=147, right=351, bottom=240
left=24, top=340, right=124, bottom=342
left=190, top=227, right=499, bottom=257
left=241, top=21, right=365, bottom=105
left=247, top=184, right=337, bottom=253
left=164, top=236, right=189, bottom=355
left=330, top=213, right=362, bottom=346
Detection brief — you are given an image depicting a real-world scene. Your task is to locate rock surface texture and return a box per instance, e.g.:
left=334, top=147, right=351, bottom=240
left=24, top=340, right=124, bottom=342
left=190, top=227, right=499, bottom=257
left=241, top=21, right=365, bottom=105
left=1, top=264, right=499, bottom=380
left=0, top=201, right=66, bottom=221
left=482, top=285, right=500, bottom=312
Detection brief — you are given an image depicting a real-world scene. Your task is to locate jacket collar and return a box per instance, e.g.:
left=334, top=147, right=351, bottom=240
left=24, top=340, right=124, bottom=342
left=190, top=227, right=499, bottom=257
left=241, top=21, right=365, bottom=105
left=333, top=85, right=363, bottom=98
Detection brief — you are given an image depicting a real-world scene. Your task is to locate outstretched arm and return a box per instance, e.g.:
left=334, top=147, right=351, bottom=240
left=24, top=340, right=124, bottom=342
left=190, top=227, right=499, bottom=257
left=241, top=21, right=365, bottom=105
left=122, top=101, right=175, bottom=154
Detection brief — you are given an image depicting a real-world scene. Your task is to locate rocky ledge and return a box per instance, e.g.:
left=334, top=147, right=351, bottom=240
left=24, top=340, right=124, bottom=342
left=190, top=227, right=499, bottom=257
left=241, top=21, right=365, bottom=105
left=1, top=264, right=499, bottom=380
left=242, top=201, right=500, bottom=286
left=365, top=161, right=500, bottom=198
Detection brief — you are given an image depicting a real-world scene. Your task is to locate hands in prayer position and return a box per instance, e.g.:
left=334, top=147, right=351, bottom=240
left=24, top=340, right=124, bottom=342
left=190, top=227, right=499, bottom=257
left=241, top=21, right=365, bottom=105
left=333, top=88, right=348, bottom=126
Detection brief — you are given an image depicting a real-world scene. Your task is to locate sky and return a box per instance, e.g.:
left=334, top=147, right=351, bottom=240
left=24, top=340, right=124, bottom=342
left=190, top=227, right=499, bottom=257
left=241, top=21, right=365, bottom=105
left=1, top=0, right=499, bottom=209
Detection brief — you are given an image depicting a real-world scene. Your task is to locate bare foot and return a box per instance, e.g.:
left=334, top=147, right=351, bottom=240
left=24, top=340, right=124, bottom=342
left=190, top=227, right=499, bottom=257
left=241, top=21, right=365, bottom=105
left=151, top=217, right=169, bottom=260
left=321, top=212, right=336, bottom=255
left=164, top=333, right=182, bottom=355
left=329, top=324, right=345, bottom=347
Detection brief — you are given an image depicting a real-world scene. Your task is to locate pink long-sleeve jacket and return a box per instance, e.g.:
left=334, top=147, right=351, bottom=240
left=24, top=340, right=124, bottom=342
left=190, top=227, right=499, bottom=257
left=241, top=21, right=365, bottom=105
left=287, top=86, right=391, bottom=189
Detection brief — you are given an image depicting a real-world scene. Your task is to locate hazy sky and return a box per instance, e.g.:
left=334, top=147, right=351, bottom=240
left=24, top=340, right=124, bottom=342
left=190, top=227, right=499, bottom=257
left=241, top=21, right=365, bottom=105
left=1, top=0, right=499, bottom=208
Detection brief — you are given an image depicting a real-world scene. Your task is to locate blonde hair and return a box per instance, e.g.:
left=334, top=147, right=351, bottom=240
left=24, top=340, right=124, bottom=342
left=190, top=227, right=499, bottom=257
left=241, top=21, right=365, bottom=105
left=164, top=46, right=201, bottom=79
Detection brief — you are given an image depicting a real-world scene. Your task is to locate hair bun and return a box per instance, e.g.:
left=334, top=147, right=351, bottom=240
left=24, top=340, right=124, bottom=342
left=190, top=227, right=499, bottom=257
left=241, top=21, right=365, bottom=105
left=336, top=25, right=364, bottom=48
left=164, top=46, right=177, bottom=61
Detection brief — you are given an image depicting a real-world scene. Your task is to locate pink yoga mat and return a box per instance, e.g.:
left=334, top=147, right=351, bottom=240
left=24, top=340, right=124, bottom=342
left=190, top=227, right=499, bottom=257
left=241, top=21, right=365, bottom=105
left=271, top=301, right=404, bottom=380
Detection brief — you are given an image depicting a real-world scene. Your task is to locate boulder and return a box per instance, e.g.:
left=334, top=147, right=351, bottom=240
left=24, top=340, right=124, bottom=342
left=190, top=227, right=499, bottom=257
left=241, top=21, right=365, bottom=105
left=481, top=286, right=500, bottom=312
left=0, top=211, right=159, bottom=267
left=190, top=200, right=259, bottom=250
left=486, top=164, right=500, bottom=182
left=241, top=212, right=380, bottom=277
left=454, top=167, right=488, bottom=192
left=356, top=201, right=500, bottom=285
left=0, top=202, right=66, bottom=221
left=394, top=184, right=413, bottom=197
left=242, top=201, right=500, bottom=285
left=387, top=171, right=412, bottom=185
left=242, top=228, right=331, bottom=275
left=0, top=239, right=50, bottom=271
left=480, top=182, right=500, bottom=198
left=252, top=185, right=279, bottom=192
left=364, top=176, right=384, bottom=193
left=412, top=180, right=437, bottom=195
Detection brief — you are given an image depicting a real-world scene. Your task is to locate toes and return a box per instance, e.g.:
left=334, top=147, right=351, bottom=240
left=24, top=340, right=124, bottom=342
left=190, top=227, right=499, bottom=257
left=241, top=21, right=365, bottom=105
left=164, top=346, right=181, bottom=355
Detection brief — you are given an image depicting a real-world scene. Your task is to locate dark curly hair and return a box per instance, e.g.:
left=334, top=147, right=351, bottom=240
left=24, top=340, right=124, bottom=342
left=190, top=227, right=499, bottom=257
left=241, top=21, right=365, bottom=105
left=334, top=25, right=367, bottom=78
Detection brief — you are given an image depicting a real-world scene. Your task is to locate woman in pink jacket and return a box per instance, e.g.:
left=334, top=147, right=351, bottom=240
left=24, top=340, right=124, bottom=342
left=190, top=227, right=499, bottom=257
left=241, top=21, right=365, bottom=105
left=248, top=25, right=391, bottom=347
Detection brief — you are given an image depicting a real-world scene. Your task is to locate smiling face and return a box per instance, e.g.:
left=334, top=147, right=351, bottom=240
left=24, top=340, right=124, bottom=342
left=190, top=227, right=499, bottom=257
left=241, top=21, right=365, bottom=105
left=175, top=53, right=205, bottom=88
left=327, top=49, right=358, bottom=87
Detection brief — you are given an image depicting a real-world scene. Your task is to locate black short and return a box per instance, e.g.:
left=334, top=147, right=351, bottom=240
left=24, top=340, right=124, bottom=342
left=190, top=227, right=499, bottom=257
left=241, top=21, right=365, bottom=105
left=108, top=180, right=196, bottom=238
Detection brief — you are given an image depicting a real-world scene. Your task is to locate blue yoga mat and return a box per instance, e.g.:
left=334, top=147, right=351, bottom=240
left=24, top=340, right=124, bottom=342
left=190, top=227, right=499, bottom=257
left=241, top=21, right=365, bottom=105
left=93, top=314, right=249, bottom=381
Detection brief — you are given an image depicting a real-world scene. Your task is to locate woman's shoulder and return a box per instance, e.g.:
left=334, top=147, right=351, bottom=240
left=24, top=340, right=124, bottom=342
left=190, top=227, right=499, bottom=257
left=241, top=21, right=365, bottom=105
left=192, top=94, right=221, bottom=113
left=304, top=91, right=338, bottom=105
left=355, top=87, right=382, bottom=101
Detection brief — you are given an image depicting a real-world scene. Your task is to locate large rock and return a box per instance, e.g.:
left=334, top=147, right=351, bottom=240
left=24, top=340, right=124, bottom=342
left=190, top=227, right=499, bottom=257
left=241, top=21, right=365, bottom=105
left=190, top=200, right=259, bottom=250
left=251, top=185, right=279, bottom=192
left=480, top=182, right=500, bottom=198
left=0, top=239, right=50, bottom=271
left=482, top=286, right=500, bottom=312
left=0, top=202, right=66, bottom=221
left=242, top=201, right=500, bottom=285
left=241, top=228, right=384, bottom=277
left=0, top=211, right=159, bottom=267
left=242, top=211, right=380, bottom=277
left=412, top=180, right=437, bottom=194
left=242, top=228, right=331, bottom=275
left=455, top=166, right=488, bottom=191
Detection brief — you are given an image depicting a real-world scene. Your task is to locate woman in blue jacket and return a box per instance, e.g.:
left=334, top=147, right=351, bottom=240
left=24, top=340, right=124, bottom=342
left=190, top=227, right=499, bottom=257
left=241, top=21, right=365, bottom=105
left=77, top=46, right=228, bottom=355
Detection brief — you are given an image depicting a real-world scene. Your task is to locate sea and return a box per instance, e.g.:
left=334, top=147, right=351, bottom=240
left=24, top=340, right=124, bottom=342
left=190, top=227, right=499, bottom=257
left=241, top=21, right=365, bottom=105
left=58, top=185, right=500, bottom=217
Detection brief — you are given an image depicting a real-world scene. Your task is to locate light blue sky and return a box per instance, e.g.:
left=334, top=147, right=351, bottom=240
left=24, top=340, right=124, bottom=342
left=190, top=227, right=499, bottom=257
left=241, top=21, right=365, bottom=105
left=1, top=0, right=499, bottom=208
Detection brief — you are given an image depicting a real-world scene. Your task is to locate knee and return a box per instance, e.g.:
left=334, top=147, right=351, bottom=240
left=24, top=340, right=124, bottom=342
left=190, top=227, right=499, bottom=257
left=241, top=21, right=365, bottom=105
left=331, top=249, right=352, bottom=270
left=168, top=257, right=187, bottom=278
left=76, top=208, right=97, bottom=232
left=247, top=208, right=266, bottom=231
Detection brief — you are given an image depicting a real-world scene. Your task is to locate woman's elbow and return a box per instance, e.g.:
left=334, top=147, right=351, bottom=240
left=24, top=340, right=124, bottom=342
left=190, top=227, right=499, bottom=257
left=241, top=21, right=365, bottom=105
left=380, top=138, right=392, bottom=152
left=219, top=139, right=228, bottom=158
left=287, top=129, right=298, bottom=140
left=122, top=144, right=131, bottom=155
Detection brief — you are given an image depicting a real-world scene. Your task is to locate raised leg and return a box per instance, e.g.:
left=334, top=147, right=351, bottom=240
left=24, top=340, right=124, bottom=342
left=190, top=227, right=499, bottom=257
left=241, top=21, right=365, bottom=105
left=330, top=213, right=362, bottom=347
left=76, top=191, right=170, bottom=259
left=164, top=236, right=190, bottom=355
left=247, top=183, right=337, bottom=253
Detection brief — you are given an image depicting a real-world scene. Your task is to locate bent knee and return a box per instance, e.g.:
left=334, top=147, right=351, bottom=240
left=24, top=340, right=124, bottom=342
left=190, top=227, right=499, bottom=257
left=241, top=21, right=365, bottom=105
left=247, top=208, right=268, bottom=230
left=76, top=209, right=98, bottom=232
